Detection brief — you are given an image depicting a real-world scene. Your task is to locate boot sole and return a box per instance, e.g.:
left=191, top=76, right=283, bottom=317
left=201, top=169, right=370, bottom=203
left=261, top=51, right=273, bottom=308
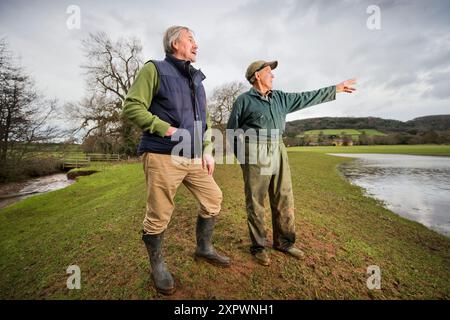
left=252, top=256, right=270, bottom=266
left=152, top=276, right=176, bottom=296
left=273, top=246, right=305, bottom=259
left=194, top=255, right=231, bottom=268
left=156, top=287, right=176, bottom=296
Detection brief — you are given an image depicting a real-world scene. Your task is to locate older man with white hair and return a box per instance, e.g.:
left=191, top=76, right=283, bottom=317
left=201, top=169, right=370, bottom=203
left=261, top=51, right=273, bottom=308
left=227, top=60, right=356, bottom=266
left=123, top=26, right=230, bottom=295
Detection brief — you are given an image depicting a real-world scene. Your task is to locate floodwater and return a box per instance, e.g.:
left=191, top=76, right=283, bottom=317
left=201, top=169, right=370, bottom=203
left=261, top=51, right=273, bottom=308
left=329, top=153, right=450, bottom=237
left=0, top=173, right=74, bottom=210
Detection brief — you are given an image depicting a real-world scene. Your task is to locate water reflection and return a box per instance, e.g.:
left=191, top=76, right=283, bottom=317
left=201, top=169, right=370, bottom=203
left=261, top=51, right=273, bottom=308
left=0, top=173, right=74, bottom=210
left=329, top=153, right=450, bottom=237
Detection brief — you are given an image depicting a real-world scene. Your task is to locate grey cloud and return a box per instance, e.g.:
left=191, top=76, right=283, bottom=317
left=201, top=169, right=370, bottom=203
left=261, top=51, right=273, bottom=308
left=424, top=71, right=450, bottom=99
left=1, top=0, right=449, bottom=125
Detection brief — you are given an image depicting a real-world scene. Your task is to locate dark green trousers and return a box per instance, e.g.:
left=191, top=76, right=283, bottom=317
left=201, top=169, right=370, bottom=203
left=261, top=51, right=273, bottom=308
left=240, top=142, right=296, bottom=254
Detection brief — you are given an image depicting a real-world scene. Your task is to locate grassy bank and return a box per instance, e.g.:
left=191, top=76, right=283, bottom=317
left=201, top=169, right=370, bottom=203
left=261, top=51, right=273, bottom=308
left=0, top=151, right=449, bottom=299
left=0, top=156, right=64, bottom=183
left=288, top=144, right=450, bottom=156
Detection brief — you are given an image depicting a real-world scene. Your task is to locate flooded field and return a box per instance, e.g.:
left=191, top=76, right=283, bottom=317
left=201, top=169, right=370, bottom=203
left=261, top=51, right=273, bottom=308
left=330, top=153, right=450, bottom=237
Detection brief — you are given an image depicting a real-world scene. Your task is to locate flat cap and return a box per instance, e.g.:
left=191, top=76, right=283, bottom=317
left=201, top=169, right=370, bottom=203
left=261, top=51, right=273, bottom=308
left=245, top=60, right=278, bottom=82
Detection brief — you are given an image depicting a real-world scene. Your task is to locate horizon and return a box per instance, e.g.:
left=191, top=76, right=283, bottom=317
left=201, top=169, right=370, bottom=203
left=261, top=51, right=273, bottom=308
left=287, top=113, right=450, bottom=123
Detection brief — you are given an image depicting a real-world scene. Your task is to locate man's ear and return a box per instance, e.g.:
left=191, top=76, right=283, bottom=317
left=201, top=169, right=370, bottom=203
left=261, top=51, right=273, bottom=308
left=171, top=40, right=179, bottom=52
left=254, top=72, right=260, bottom=82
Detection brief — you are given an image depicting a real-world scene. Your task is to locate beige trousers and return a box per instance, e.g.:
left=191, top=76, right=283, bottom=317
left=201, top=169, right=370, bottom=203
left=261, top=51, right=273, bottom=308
left=142, top=152, right=223, bottom=234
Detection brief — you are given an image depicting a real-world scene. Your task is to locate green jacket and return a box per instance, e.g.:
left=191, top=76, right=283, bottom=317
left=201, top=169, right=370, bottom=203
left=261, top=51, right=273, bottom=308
left=122, top=62, right=213, bottom=154
left=227, top=86, right=336, bottom=135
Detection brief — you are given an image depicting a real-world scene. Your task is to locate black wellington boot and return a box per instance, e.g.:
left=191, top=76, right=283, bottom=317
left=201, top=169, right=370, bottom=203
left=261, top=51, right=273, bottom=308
left=194, top=216, right=231, bottom=267
left=142, top=232, right=175, bottom=295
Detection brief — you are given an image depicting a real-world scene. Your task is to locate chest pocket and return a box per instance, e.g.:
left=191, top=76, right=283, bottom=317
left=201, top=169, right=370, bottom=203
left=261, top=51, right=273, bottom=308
left=246, top=111, right=266, bottom=128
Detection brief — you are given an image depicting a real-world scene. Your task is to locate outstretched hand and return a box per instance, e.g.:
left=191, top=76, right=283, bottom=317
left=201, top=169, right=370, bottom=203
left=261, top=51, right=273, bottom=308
left=336, top=78, right=357, bottom=93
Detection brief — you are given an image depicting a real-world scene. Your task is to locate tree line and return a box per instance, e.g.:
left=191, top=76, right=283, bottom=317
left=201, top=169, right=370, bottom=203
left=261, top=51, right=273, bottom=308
left=0, top=38, right=61, bottom=181
left=285, top=115, right=450, bottom=134
left=284, top=130, right=450, bottom=147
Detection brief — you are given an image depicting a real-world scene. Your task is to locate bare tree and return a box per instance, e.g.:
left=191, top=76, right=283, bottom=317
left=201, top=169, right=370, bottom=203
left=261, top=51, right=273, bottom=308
left=0, top=39, right=60, bottom=181
left=0, top=38, right=7, bottom=70
left=208, top=81, right=247, bottom=134
left=82, top=32, right=142, bottom=100
left=67, top=32, right=143, bottom=155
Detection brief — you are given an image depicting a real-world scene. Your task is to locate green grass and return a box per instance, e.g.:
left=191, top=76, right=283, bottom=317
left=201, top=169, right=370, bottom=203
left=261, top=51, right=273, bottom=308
left=288, top=144, right=450, bottom=156
left=301, top=129, right=386, bottom=136
left=361, top=129, right=388, bottom=136
left=1, top=151, right=449, bottom=299
left=20, top=143, right=84, bottom=158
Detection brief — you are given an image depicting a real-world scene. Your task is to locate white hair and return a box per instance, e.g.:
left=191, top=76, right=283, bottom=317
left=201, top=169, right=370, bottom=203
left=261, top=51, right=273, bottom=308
left=163, top=26, right=193, bottom=54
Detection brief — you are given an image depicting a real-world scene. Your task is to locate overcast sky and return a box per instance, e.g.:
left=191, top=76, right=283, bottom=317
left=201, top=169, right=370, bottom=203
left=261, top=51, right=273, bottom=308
left=1, top=0, right=449, bottom=124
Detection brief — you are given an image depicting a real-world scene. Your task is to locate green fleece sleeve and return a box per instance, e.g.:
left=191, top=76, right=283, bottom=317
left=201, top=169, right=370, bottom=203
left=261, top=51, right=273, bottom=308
left=122, top=62, right=171, bottom=137
left=281, top=85, right=336, bottom=114
left=202, top=109, right=214, bottom=156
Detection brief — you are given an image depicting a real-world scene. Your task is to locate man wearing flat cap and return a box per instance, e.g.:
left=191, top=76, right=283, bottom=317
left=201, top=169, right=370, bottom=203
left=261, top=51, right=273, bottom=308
left=227, top=60, right=356, bottom=266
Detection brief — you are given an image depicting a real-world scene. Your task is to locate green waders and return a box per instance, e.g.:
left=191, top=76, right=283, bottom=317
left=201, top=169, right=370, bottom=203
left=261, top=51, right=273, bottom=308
left=240, top=141, right=297, bottom=255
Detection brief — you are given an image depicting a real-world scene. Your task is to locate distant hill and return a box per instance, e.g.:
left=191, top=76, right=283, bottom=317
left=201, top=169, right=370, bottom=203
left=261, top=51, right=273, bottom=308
left=300, top=129, right=386, bottom=142
left=302, top=129, right=386, bottom=136
left=406, top=115, right=450, bottom=131
left=285, top=115, right=450, bottom=135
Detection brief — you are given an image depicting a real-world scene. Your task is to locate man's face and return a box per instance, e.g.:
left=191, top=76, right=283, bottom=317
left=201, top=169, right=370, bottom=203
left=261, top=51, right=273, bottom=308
left=255, top=66, right=274, bottom=90
left=172, top=29, right=198, bottom=62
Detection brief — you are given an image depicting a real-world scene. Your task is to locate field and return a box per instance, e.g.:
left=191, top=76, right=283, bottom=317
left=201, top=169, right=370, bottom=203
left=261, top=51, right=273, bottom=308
left=288, top=144, right=450, bottom=156
left=1, top=146, right=449, bottom=299
left=300, top=129, right=387, bottom=137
